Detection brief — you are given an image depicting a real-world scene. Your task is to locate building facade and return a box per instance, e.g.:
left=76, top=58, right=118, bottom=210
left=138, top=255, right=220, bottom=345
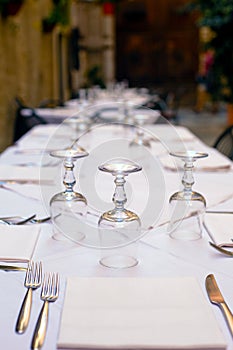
left=0, top=0, right=198, bottom=150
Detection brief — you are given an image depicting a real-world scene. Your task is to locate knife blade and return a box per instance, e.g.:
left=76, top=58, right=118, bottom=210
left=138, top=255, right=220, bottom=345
left=0, top=180, right=53, bottom=185
left=206, top=210, right=233, bottom=214
left=206, top=274, right=233, bottom=337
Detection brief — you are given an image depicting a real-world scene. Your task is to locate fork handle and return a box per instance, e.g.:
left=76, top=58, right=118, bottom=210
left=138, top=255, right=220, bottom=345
left=15, top=288, right=33, bottom=334
left=31, top=301, right=49, bottom=350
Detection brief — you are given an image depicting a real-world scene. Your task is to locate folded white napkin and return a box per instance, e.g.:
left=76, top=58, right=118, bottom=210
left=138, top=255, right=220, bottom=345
left=0, top=164, right=57, bottom=183
left=57, top=277, right=226, bottom=350
left=159, top=148, right=232, bottom=172
left=204, top=212, right=233, bottom=244
left=0, top=225, right=40, bottom=262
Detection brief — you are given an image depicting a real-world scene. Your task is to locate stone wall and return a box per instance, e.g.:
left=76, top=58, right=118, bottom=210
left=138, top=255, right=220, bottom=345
left=0, top=0, right=56, bottom=150
left=0, top=0, right=115, bottom=151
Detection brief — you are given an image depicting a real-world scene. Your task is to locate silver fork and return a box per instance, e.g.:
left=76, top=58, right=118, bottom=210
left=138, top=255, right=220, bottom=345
left=31, top=272, right=59, bottom=350
left=15, top=261, right=42, bottom=334
left=0, top=215, right=50, bottom=225
left=29, top=216, right=51, bottom=224
left=0, top=214, right=36, bottom=226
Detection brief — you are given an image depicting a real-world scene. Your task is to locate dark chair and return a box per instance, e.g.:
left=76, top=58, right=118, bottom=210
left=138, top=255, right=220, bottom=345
left=143, top=91, right=180, bottom=124
left=13, top=97, right=47, bottom=142
left=213, top=125, right=233, bottom=161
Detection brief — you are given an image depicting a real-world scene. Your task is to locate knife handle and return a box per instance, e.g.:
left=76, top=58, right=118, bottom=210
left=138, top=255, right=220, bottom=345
left=220, top=302, right=233, bottom=336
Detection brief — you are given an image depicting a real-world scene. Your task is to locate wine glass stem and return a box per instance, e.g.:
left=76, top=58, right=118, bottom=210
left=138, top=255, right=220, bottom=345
left=63, top=158, right=76, bottom=193
left=182, top=161, right=194, bottom=194
left=113, top=174, right=127, bottom=211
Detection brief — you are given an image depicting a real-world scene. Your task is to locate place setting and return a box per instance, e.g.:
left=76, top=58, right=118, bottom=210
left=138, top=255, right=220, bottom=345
left=0, top=258, right=60, bottom=350
left=28, top=148, right=231, bottom=350
left=35, top=146, right=230, bottom=349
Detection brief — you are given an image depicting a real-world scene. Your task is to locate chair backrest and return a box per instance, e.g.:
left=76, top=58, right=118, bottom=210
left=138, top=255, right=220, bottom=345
left=142, top=90, right=180, bottom=124
left=213, top=125, right=233, bottom=160
left=13, top=97, right=47, bottom=142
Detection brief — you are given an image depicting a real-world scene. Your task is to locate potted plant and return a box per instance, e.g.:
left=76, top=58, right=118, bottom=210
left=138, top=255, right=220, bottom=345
left=0, top=0, right=24, bottom=17
left=83, top=65, right=105, bottom=88
left=186, top=0, right=233, bottom=123
left=42, top=0, right=69, bottom=33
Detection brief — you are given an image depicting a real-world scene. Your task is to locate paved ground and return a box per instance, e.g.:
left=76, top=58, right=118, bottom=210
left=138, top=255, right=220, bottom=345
left=151, top=83, right=228, bottom=147
left=177, top=104, right=228, bottom=146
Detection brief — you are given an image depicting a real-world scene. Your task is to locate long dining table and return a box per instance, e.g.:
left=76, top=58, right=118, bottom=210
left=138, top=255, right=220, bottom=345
left=0, top=114, right=233, bottom=350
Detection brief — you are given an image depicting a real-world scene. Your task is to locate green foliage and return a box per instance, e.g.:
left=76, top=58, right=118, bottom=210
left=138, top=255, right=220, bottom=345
left=187, top=0, right=233, bottom=102
left=43, top=0, right=69, bottom=27
left=83, top=65, right=105, bottom=88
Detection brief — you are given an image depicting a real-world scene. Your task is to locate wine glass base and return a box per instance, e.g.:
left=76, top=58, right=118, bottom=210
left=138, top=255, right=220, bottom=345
left=169, top=229, right=202, bottom=241
left=130, top=138, right=151, bottom=148
left=99, top=255, right=139, bottom=269
left=52, top=231, right=85, bottom=242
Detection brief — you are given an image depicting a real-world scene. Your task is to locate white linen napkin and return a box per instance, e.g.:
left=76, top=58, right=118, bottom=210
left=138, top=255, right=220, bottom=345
left=159, top=148, right=232, bottom=172
left=204, top=212, right=233, bottom=244
left=0, top=225, right=40, bottom=262
left=0, top=164, right=57, bottom=183
left=57, top=277, right=226, bottom=350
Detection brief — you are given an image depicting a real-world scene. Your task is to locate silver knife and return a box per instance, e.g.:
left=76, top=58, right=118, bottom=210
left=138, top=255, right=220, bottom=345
left=0, top=180, right=53, bottom=185
left=206, top=274, right=233, bottom=336
left=206, top=210, right=233, bottom=214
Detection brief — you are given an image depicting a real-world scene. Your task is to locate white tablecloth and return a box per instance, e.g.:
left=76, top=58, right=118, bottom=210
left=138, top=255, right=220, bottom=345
left=0, top=121, right=233, bottom=350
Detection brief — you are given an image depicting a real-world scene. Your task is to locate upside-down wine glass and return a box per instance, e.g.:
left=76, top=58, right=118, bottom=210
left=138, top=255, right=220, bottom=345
left=64, top=114, right=92, bottom=142
left=49, top=146, right=88, bottom=241
left=98, top=158, right=142, bottom=268
left=129, top=109, right=161, bottom=148
left=167, top=150, right=208, bottom=240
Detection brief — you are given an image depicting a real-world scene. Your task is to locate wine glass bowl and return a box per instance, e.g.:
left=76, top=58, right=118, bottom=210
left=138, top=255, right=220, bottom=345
left=167, top=150, right=208, bottom=240
left=98, top=158, right=142, bottom=268
left=49, top=146, right=89, bottom=241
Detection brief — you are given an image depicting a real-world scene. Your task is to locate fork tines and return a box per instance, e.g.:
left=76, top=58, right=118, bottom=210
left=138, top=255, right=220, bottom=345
left=26, top=261, right=42, bottom=287
left=31, top=272, right=60, bottom=349
left=15, top=260, right=42, bottom=334
left=41, top=272, right=59, bottom=301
